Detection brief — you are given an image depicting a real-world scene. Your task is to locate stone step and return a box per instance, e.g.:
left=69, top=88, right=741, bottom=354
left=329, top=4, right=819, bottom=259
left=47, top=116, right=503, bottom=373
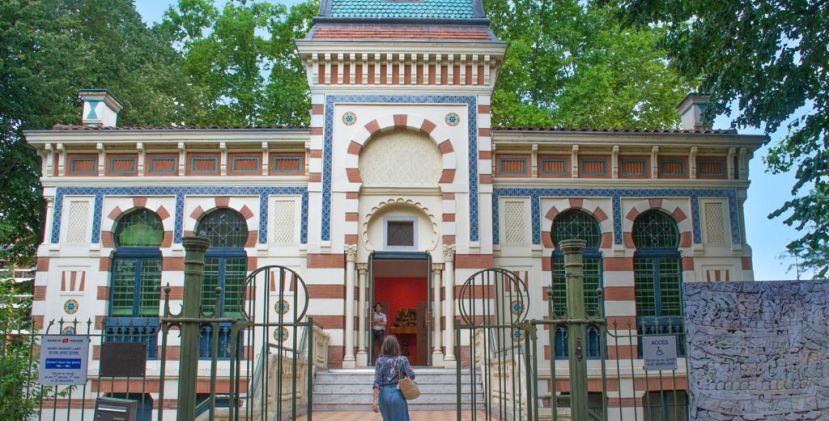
left=314, top=383, right=480, bottom=394
left=311, top=368, right=484, bottom=412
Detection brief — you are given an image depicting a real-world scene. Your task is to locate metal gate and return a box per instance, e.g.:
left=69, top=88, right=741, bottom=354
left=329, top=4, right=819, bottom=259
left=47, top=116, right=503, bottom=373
left=455, top=240, right=690, bottom=421
left=2, top=236, right=327, bottom=420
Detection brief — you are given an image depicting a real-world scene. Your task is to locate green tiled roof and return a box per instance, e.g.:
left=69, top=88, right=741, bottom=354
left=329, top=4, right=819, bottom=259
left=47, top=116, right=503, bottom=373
left=328, top=0, right=477, bottom=20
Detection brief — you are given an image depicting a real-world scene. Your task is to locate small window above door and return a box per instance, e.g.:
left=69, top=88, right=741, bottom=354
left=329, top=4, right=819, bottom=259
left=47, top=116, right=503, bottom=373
left=384, top=216, right=417, bottom=250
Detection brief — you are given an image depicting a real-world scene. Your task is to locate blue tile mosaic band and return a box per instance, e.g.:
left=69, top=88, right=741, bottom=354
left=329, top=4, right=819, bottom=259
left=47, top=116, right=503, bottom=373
left=492, top=188, right=740, bottom=246
left=52, top=186, right=308, bottom=245
left=323, top=95, right=479, bottom=242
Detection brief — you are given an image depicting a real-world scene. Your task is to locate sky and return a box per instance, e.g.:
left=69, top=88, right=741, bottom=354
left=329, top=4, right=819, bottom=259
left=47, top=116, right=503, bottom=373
left=133, top=1, right=816, bottom=280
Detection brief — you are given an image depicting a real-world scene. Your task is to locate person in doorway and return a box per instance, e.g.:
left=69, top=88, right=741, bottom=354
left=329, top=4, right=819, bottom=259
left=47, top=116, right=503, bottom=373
left=372, top=335, right=415, bottom=420
left=372, top=303, right=387, bottom=358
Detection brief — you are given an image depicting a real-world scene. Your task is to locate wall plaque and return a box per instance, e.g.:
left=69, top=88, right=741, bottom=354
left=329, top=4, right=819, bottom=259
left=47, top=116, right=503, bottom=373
left=99, top=343, right=147, bottom=378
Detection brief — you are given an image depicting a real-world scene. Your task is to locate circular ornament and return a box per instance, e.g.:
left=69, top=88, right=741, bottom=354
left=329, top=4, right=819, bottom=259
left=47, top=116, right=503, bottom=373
left=275, top=300, right=290, bottom=315
left=273, top=327, right=289, bottom=342
left=510, top=300, right=524, bottom=316
left=62, top=327, right=75, bottom=335
left=64, top=299, right=79, bottom=315
left=512, top=329, right=524, bottom=343
left=342, top=112, right=357, bottom=126
left=445, top=112, right=460, bottom=127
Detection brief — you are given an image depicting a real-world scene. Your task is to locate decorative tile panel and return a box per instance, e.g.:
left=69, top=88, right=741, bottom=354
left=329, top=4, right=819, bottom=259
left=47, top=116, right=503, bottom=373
left=697, top=156, right=727, bottom=179
left=146, top=154, right=178, bottom=175
left=228, top=154, right=261, bottom=175
left=620, top=157, right=648, bottom=178
left=496, top=155, right=529, bottom=177
left=107, top=154, right=137, bottom=176
left=270, top=153, right=304, bottom=175
left=502, top=200, right=528, bottom=245
left=579, top=156, right=610, bottom=177
left=539, top=156, right=569, bottom=177
left=187, top=153, right=220, bottom=175
left=65, top=200, right=90, bottom=244
left=323, top=95, right=478, bottom=242
left=658, top=157, right=688, bottom=178
left=52, top=186, right=308, bottom=245
left=703, top=202, right=727, bottom=246
left=67, top=154, right=98, bottom=176
left=492, top=188, right=740, bottom=246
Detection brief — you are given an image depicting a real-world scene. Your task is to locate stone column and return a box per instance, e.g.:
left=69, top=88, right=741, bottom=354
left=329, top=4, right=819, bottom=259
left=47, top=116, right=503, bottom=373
left=443, top=245, right=456, bottom=367
left=342, top=245, right=357, bottom=368
left=431, top=263, right=444, bottom=364
left=356, top=263, right=369, bottom=366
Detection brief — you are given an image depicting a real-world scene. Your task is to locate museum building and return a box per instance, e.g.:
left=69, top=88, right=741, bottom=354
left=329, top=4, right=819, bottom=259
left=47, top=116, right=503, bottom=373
left=25, top=0, right=765, bottom=417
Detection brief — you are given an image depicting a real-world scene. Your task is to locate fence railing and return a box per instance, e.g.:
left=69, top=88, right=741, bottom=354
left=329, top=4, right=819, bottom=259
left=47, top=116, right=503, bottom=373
left=0, top=314, right=328, bottom=421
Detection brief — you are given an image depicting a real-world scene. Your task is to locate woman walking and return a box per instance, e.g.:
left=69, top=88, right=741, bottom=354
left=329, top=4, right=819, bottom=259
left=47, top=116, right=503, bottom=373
left=372, top=336, right=415, bottom=420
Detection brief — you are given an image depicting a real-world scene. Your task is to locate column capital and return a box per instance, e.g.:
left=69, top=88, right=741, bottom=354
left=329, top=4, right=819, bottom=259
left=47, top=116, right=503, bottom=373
left=432, top=262, right=444, bottom=273
left=443, top=244, right=456, bottom=261
left=357, top=262, right=369, bottom=273
left=345, top=245, right=358, bottom=262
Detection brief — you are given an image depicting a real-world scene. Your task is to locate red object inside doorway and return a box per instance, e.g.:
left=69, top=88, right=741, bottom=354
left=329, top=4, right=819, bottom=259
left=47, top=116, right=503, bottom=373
left=374, top=276, right=427, bottom=365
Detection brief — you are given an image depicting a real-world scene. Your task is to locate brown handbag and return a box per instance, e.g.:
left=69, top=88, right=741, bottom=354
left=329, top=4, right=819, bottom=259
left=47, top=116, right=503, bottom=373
left=396, top=358, right=420, bottom=400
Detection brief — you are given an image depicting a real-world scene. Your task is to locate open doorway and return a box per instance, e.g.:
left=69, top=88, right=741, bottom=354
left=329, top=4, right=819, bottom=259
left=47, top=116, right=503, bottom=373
left=369, top=252, right=431, bottom=366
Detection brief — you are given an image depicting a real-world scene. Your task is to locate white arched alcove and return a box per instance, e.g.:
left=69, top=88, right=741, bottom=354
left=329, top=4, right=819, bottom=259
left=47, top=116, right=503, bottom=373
left=362, top=198, right=439, bottom=253
left=358, top=128, right=442, bottom=187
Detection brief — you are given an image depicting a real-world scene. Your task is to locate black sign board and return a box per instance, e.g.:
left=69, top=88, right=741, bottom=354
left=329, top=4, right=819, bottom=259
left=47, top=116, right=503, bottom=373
left=99, top=343, right=147, bottom=378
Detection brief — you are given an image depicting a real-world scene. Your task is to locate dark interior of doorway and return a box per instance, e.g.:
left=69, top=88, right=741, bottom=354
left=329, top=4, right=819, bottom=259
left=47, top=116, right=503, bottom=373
left=372, top=254, right=429, bottom=366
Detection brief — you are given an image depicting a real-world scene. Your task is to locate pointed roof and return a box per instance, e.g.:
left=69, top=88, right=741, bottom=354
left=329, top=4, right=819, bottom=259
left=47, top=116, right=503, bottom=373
left=319, top=0, right=485, bottom=21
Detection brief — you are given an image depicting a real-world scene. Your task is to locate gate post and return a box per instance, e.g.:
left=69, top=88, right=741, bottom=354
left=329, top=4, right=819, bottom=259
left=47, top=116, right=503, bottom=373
left=178, top=236, right=210, bottom=421
left=561, top=239, right=588, bottom=420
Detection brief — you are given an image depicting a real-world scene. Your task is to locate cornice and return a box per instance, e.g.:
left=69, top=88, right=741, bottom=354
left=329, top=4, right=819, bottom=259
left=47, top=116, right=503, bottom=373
left=25, top=129, right=310, bottom=146
left=40, top=176, right=309, bottom=189
left=493, top=178, right=751, bottom=190
left=295, top=40, right=507, bottom=55
left=492, top=131, right=766, bottom=151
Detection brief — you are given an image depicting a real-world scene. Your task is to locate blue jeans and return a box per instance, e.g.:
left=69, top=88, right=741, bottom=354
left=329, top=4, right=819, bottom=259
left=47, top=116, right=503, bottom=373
left=378, top=384, right=410, bottom=421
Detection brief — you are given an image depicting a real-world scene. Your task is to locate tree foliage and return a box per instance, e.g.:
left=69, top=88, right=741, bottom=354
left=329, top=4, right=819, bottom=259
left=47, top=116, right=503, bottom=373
left=0, top=0, right=190, bottom=265
left=485, top=0, right=692, bottom=129
left=159, top=0, right=317, bottom=127
left=615, top=0, right=829, bottom=277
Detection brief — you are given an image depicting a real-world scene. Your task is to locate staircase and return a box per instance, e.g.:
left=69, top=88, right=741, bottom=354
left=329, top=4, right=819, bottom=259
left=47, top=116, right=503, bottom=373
left=312, top=368, right=483, bottom=411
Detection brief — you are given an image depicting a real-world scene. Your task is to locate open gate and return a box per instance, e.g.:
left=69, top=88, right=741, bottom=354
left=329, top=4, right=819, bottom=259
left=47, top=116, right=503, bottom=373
left=455, top=240, right=690, bottom=421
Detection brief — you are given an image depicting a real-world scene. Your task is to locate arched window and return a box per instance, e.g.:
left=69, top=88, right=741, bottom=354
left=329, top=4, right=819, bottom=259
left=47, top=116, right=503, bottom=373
left=196, top=209, right=248, bottom=318
left=110, top=209, right=163, bottom=317
left=632, top=210, right=684, bottom=355
left=196, top=209, right=248, bottom=358
left=107, top=208, right=163, bottom=359
left=550, top=209, right=603, bottom=359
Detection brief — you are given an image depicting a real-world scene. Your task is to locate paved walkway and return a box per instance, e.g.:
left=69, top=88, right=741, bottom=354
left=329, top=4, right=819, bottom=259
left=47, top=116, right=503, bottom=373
left=300, top=411, right=486, bottom=420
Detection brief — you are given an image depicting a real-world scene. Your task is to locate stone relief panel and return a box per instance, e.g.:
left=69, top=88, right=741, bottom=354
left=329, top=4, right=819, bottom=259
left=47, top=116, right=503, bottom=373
left=684, top=281, right=829, bottom=420
left=359, top=129, right=442, bottom=187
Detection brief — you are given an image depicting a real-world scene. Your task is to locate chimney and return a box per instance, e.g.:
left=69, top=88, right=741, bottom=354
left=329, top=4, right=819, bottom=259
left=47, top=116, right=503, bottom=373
left=79, top=89, right=123, bottom=127
left=676, top=93, right=710, bottom=131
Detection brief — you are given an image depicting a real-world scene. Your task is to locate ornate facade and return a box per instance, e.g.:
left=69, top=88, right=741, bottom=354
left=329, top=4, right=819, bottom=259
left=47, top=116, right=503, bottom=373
left=25, top=0, right=764, bottom=417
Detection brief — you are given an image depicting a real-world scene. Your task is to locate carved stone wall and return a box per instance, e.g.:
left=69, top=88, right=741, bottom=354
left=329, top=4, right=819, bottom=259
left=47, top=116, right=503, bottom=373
left=359, top=128, right=442, bottom=187
left=684, top=281, right=829, bottom=420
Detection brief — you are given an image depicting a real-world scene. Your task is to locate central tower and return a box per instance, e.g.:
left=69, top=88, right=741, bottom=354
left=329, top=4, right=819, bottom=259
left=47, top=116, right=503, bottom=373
left=296, top=0, right=506, bottom=367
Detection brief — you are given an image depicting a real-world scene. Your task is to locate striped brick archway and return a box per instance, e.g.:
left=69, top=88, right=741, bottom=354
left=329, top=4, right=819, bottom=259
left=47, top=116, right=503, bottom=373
left=623, top=198, right=693, bottom=249
left=344, top=113, right=457, bottom=184
left=542, top=198, right=613, bottom=249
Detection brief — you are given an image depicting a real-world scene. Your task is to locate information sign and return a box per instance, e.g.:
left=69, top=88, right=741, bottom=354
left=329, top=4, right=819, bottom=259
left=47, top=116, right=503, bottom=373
left=38, top=335, right=90, bottom=385
left=642, top=335, right=677, bottom=371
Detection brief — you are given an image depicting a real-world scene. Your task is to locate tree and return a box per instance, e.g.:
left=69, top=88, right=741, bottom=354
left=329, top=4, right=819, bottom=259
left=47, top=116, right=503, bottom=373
left=614, top=0, right=829, bottom=277
left=1, top=0, right=192, bottom=265
left=0, top=267, right=37, bottom=418
left=159, top=0, right=317, bottom=127
left=484, top=0, right=692, bottom=129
